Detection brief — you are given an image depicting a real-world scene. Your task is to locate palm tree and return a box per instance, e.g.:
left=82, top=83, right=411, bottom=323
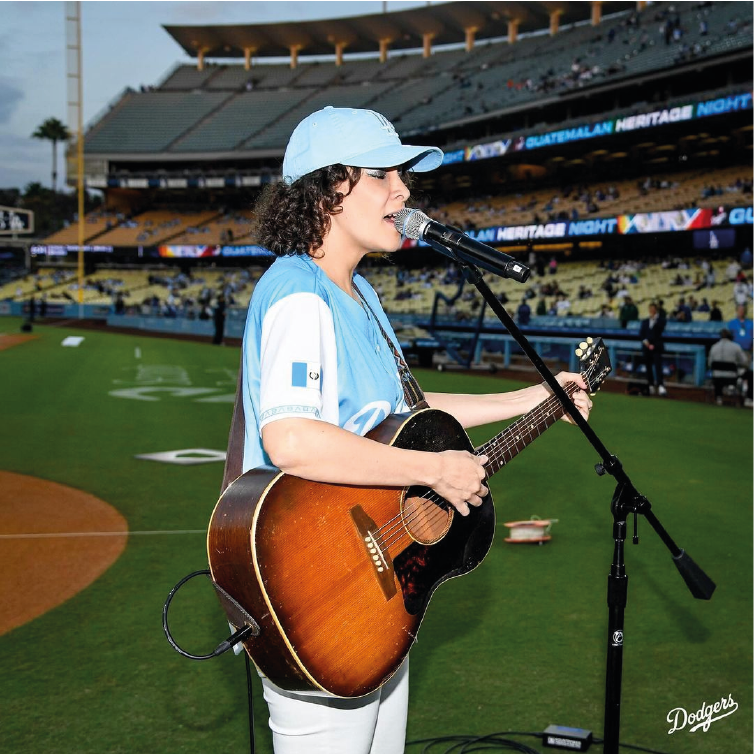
left=32, top=117, right=71, bottom=193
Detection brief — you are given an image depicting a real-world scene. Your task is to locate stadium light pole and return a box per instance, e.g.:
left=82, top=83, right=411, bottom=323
left=65, top=1, right=85, bottom=318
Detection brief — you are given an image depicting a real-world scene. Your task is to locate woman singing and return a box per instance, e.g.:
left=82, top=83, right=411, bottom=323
left=240, top=106, right=592, bottom=753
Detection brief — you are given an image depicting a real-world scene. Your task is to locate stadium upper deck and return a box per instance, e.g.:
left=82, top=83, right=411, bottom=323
left=81, top=0, right=751, bottom=167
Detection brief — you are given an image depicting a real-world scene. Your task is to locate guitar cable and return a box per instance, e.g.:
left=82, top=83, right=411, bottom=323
left=162, top=569, right=259, bottom=754
left=162, top=569, right=258, bottom=660
left=244, top=652, right=257, bottom=754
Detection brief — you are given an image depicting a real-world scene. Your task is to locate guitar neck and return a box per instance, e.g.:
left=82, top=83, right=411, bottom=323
left=476, top=382, right=579, bottom=477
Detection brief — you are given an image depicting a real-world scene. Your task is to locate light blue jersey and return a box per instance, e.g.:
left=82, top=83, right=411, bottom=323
left=241, top=254, right=409, bottom=472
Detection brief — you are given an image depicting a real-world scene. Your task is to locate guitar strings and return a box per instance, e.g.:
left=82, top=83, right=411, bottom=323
left=377, top=344, right=604, bottom=551
left=375, top=381, right=581, bottom=554
left=372, top=375, right=590, bottom=555
left=375, top=387, right=572, bottom=553
left=376, top=381, right=579, bottom=550
left=374, top=381, right=583, bottom=553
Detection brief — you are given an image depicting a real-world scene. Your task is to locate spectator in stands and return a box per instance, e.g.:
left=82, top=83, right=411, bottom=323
left=672, top=297, right=693, bottom=322
left=242, top=106, right=593, bottom=754
left=728, top=304, right=754, bottom=408
left=619, top=296, right=639, bottom=329
left=733, top=277, right=752, bottom=307
left=517, top=299, right=531, bottom=325
left=726, top=259, right=741, bottom=282
left=708, top=328, right=749, bottom=405
left=639, top=302, right=667, bottom=396
left=114, top=292, right=125, bottom=315
left=555, top=294, right=571, bottom=316
left=212, top=294, right=226, bottom=345
left=615, top=286, right=630, bottom=301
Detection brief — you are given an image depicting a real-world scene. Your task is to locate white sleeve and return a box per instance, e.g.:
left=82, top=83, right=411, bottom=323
left=258, top=292, right=339, bottom=431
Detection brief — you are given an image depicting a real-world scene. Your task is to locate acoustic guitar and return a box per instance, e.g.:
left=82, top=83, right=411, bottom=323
left=208, top=338, right=611, bottom=698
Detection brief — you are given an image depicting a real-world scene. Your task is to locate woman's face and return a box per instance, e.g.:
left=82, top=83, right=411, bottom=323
left=328, top=167, right=410, bottom=256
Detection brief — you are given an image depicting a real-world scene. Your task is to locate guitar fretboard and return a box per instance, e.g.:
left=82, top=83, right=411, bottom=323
left=476, top=382, right=580, bottom=477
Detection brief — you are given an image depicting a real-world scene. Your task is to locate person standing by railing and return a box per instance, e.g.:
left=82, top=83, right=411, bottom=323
left=727, top=304, right=753, bottom=405
left=639, top=302, right=667, bottom=396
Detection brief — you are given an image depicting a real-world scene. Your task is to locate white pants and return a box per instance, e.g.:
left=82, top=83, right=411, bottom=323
left=260, top=659, right=409, bottom=754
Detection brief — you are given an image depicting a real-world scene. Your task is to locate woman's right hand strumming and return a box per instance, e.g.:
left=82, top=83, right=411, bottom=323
left=428, top=450, right=489, bottom=517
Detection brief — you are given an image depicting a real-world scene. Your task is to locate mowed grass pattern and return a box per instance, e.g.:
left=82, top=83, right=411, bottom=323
left=0, top=317, right=751, bottom=753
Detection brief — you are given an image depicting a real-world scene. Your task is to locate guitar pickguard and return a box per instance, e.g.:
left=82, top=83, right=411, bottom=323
left=394, top=490, right=494, bottom=615
left=383, top=411, right=496, bottom=616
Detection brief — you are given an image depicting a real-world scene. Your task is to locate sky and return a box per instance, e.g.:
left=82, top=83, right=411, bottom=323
left=0, top=1, right=439, bottom=192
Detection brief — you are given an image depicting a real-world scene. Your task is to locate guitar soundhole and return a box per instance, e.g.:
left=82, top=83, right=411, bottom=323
left=401, top=487, right=453, bottom=545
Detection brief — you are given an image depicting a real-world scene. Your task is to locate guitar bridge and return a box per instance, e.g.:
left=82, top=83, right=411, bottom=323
left=350, top=505, right=396, bottom=601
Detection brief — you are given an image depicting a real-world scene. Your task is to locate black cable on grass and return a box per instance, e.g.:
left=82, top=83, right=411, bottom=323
left=408, top=732, right=675, bottom=754
left=407, top=731, right=542, bottom=754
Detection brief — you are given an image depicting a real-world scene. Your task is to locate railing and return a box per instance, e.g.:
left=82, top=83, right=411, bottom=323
left=0, top=303, right=716, bottom=386
left=437, top=331, right=708, bottom=386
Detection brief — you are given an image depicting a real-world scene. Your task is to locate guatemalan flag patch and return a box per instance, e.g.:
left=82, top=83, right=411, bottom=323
left=291, top=361, right=321, bottom=390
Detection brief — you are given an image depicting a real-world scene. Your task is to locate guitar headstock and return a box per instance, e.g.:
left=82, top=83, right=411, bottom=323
left=575, top=337, right=612, bottom=394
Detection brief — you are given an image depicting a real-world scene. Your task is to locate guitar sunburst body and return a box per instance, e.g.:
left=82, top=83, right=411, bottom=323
left=208, top=338, right=611, bottom=698
left=208, top=409, right=495, bottom=698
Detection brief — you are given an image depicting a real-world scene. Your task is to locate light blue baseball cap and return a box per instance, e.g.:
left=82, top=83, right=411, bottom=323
left=282, top=106, right=444, bottom=184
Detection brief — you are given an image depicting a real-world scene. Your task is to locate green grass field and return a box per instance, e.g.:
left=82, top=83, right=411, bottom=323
left=0, top=316, right=751, bottom=754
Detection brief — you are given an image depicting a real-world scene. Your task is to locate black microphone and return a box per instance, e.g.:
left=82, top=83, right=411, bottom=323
left=394, top=208, right=530, bottom=283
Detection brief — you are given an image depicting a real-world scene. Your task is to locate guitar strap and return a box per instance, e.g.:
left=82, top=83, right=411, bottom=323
left=221, top=352, right=246, bottom=495
left=353, top=282, right=429, bottom=411
left=220, top=284, right=427, bottom=493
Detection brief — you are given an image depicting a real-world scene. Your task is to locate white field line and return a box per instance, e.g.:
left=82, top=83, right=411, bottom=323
left=134, top=347, right=142, bottom=359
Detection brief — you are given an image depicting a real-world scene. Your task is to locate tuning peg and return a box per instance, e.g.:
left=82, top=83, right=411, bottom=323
left=575, top=348, right=583, bottom=357
left=579, top=341, right=588, bottom=351
left=586, top=337, right=593, bottom=345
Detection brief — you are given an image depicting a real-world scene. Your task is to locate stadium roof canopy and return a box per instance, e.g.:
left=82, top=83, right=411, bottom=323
left=164, top=0, right=638, bottom=63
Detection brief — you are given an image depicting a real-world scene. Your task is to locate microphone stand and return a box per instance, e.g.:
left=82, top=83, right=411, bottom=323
left=425, top=242, right=716, bottom=753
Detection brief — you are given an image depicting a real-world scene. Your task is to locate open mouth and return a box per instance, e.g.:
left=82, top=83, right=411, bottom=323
left=384, top=212, right=399, bottom=226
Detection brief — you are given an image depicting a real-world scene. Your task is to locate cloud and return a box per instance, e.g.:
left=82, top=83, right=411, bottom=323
left=0, top=78, right=23, bottom=125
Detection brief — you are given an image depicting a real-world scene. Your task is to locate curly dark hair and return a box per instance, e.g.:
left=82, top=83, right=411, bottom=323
left=253, top=165, right=361, bottom=257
